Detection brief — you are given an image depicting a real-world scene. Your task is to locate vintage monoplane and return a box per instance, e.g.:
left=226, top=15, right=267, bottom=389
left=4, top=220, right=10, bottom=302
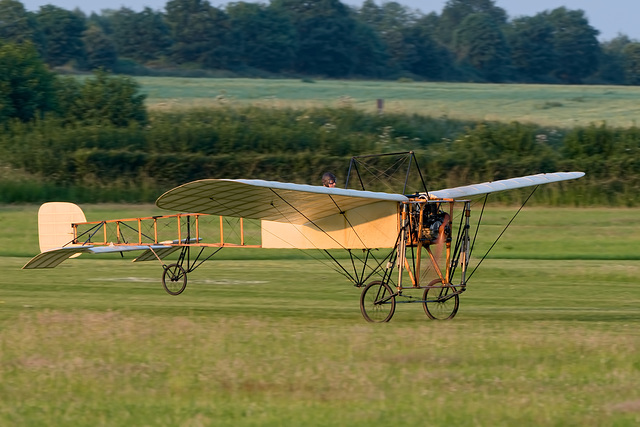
left=23, top=152, right=584, bottom=322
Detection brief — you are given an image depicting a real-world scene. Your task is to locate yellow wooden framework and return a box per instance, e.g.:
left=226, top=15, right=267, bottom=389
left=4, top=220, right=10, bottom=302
left=71, top=213, right=261, bottom=249
left=394, top=198, right=471, bottom=291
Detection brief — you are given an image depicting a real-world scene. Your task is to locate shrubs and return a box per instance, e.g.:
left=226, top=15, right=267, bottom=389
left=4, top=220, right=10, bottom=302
left=0, top=106, right=638, bottom=205
left=0, top=43, right=147, bottom=127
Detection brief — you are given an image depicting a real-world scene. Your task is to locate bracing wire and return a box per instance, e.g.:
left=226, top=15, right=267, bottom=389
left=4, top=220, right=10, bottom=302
left=347, top=151, right=427, bottom=195
left=466, top=186, right=539, bottom=282
left=354, top=157, right=409, bottom=192
left=469, top=195, right=489, bottom=260
left=266, top=188, right=398, bottom=286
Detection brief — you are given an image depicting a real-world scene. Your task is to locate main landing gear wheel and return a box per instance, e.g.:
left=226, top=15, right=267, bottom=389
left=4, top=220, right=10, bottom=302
left=360, top=280, right=396, bottom=323
left=423, top=278, right=459, bottom=320
left=162, top=263, right=187, bottom=295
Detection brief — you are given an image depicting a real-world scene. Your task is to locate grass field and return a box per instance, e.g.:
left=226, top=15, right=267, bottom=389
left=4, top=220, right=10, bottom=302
left=139, top=77, right=640, bottom=128
left=2, top=205, right=640, bottom=425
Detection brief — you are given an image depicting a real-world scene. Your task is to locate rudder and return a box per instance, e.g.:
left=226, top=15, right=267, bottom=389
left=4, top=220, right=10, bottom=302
left=37, top=202, right=87, bottom=252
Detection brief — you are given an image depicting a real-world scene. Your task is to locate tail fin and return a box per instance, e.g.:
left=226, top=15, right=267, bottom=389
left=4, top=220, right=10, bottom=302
left=37, top=202, right=87, bottom=252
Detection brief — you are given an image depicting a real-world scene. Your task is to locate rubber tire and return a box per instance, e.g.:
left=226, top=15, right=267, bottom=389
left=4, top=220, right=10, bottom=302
left=360, top=280, right=396, bottom=323
left=162, top=263, right=187, bottom=295
left=423, top=278, right=459, bottom=320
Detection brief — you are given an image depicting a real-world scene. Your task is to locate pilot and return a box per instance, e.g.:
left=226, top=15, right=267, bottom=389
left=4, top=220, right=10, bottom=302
left=322, top=172, right=337, bottom=188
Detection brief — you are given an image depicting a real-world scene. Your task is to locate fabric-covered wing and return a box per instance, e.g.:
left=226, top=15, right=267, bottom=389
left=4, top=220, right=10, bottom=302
left=156, top=179, right=408, bottom=224
left=428, top=172, right=584, bottom=199
left=22, top=246, right=92, bottom=269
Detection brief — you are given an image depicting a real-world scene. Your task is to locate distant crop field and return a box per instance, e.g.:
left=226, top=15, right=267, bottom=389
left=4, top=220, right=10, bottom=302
left=139, top=77, right=640, bottom=128
left=3, top=205, right=640, bottom=425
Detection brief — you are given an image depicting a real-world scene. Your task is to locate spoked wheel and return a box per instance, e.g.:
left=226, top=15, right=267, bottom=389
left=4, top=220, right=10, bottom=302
left=423, top=278, right=459, bottom=320
left=360, top=280, right=396, bottom=323
left=162, top=263, right=187, bottom=295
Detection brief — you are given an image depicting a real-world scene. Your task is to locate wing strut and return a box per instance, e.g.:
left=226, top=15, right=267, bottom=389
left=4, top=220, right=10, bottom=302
left=466, top=185, right=539, bottom=282
left=77, top=221, right=105, bottom=246
left=323, top=229, right=402, bottom=287
left=265, top=188, right=399, bottom=287
left=261, top=190, right=361, bottom=278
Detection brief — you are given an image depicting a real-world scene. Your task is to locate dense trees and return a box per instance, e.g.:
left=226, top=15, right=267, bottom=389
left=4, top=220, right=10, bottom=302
left=507, top=15, right=555, bottom=82
left=545, top=8, right=600, bottom=83
left=83, top=24, right=117, bottom=70
left=0, top=0, right=637, bottom=84
left=453, top=12, right=510, bottom=82
left=0, top=41, right=55, bottom=122
left=226, top=2, right=296, bottom=72
left=0, top=0, right=39, bottom=44
left=35, top=5, right=86, bottom=67
left=272, top=0, right=359, bottom=76
left=109, top=7, right=172, bottom=63
left=165, top=0, right=230, bottom=67
left=622, top=43, right=640, bottom=85
left=437, top=0, right=507, bottom=48
left=0, top=43, right=146, bottom=125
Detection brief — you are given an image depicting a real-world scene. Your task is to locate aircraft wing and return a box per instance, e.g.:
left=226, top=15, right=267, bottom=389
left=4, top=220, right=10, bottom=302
left=156, top=179, right=408, bottom=224
left=428, top=172, right=585, bottom=199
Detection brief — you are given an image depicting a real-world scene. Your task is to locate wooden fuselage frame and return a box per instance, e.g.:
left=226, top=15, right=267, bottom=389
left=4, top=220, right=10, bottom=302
left=71, top=213, right=260, bottom=249
left=69, top=198, right=471, bottom=291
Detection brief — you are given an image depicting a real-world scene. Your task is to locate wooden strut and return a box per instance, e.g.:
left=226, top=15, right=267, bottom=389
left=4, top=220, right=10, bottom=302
left=72, top=213, right=261, bottom=249
left=395, top=199, right=461, bottom=292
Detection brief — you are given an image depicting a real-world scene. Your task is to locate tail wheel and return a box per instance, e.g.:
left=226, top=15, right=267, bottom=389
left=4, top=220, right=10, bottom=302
left=423, top=278, right=459, bottom=320
left=162, top=263, right=187, bottom=295
left=360, top=280, right=396, bottom=323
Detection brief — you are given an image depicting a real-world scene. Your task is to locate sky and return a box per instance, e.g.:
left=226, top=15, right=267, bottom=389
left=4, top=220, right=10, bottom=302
left=18, top=0, right=640, bottom=41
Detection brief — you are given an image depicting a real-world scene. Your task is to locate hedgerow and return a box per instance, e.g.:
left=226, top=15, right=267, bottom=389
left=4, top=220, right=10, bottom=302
left=0, top=106, right=637, bottom=205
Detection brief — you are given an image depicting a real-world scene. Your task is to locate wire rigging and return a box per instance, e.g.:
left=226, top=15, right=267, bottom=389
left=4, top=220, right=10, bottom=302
left=466, top=186, right=540, bottom=282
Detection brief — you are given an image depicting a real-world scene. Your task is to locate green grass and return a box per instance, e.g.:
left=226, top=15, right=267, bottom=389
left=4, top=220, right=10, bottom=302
left=139, top=77, right=640, bottom=128
left=3, top=257, right=640, bottom=425
left=2, top=205, right=640, bottom=425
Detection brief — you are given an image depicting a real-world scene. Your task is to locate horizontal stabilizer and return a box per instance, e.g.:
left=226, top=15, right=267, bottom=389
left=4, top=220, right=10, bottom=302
left=429, top=172, right=585, bottom=199
left=23, top=244, right=175, bottom=269
left=22, top=246, right=91, bottom=269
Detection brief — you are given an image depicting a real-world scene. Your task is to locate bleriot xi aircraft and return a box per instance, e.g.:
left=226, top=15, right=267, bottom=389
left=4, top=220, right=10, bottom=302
left=23, top=152, right=584, bottom=322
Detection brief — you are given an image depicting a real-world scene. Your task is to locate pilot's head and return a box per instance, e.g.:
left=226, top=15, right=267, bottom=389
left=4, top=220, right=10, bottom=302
left=322, top=172, right=337, bottom=188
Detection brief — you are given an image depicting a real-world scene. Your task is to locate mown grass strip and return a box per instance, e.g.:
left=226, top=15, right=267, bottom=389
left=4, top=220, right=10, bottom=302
left=2, top=256, right=640, bottom=425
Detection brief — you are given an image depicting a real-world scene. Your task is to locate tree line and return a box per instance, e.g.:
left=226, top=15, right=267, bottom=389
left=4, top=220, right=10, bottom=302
left=2, top=0, right=640, bottom=84
left=1, top=0, right=638, bottom=207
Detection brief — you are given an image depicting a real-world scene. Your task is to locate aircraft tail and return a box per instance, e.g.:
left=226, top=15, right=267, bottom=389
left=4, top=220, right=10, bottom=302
left=37, top=202, right=87, bottom=252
